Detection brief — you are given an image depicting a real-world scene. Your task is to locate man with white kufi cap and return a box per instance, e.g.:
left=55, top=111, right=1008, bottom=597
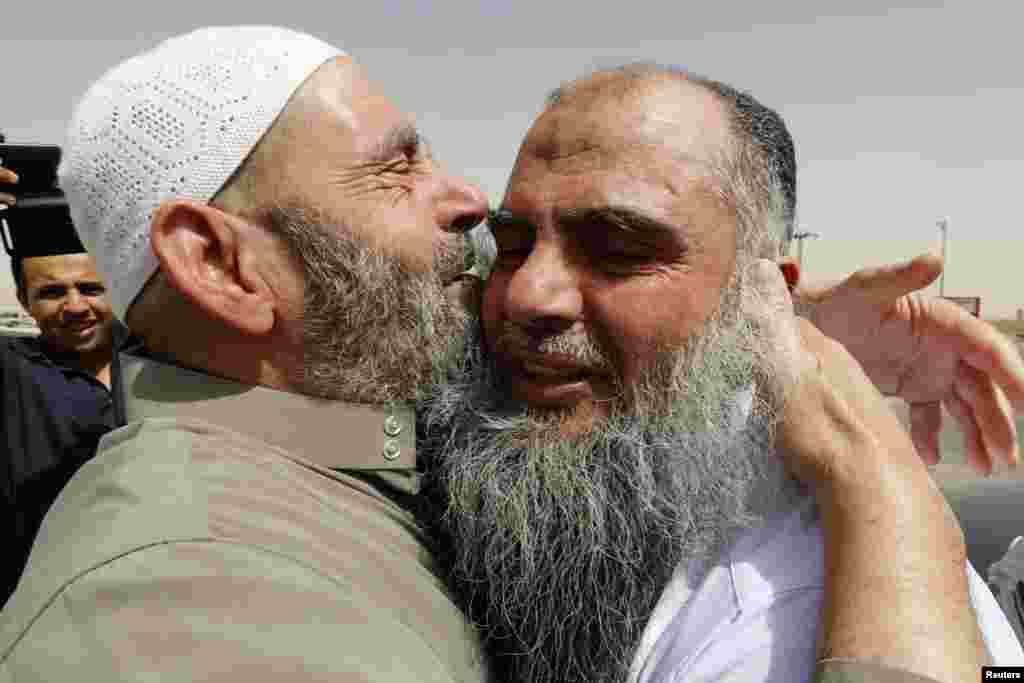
left=0, top=25, right=488, bottom=682
left=1, top=23, right=1020, bottom=683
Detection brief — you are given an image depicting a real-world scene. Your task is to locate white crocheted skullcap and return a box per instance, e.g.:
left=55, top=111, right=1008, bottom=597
left=60, top=25, right=345, bottom=320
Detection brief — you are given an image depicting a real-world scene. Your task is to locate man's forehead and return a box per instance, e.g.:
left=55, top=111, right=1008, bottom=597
left=501, top=163, right=719, bottom=222
left=296, top=57, right=360, bottom=127
left=523, top=78, right=729, bottom=166
left=23, top=253, right=102, bottom=283
left=296, top=57, right=408, bottom=144
left=254, top=56, right=415, bottom=203
left=503, top=81, right=730, bottom=220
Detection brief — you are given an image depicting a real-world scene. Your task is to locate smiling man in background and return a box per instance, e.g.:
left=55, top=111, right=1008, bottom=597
left=0, top=185, right=118, bottom=603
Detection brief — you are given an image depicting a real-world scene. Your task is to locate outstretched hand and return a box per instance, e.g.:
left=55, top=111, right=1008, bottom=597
left=747, top=258, right=988, bottom=683
left=798, top=254, right=1024, bottom=475
left=744, top=260, right=925, bottom=487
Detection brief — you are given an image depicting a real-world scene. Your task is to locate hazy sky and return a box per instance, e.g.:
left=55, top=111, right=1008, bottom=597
left=2, top=0, right=1021, bottom=315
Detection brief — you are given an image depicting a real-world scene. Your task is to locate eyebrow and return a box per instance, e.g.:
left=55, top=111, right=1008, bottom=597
left=558, top=206, right=679, bottom=242
left=368, top=122, right=426, bottom=164
left=488, top=205, right=679, bottom=240
left=34, top=275, right=105, bottom=287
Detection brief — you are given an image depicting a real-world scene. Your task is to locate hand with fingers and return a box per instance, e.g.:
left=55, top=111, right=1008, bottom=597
left=745, top=259, right=988, bottom=683
left=796, top=253, right=1024, bottom=474
left=0, top=165, right=17, bottom=210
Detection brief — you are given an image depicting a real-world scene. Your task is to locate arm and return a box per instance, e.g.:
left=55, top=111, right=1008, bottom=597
left=0, top=343, right=21, bottom=603
left=793, top=254, right=1024, bottom=474
left=792, top=368, right=986, bottom=682
left=747, top=260, right=988, bottom=683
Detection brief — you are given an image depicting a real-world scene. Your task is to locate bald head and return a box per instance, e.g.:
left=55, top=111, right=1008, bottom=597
left=525, top=71, right=729, bottom=175
left=544, top=63, right=796, bottom=259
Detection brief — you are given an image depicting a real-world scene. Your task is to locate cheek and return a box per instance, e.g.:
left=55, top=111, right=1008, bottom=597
left=365, top=206, right=436, bottom=272
left=89, top=297, right=113, bottom=316
left=29, top=303, right=60, bottom=327
left=592, top=279, right=725, bottom=377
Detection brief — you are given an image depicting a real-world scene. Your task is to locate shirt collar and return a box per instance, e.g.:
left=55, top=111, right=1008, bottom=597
left=8, top=336, right=48, bottom=362
left=10, top=335, right=79, bottom=371
left=119, top=351, right=416, bottom=470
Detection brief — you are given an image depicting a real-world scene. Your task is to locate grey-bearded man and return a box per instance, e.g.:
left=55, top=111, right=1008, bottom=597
left=2, top=27, right=1022, bottom=683
left=417, top=64, right=1024, bottom=683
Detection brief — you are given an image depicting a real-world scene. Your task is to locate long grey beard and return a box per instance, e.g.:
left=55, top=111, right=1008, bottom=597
left=417, top=307, right=795, bottom=683
left=267, top=207, right=471, bottom=404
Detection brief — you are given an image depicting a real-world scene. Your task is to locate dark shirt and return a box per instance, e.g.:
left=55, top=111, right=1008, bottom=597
left=1, top=334, right=115, bottom=604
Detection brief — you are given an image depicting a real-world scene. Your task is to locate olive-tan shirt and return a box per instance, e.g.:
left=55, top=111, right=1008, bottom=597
left=0, top=354, right=486, bottom=682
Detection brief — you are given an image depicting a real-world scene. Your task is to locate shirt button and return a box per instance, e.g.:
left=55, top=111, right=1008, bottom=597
left=383, top=415, right=403, bottom=437
left=383, top=440, right=401, bottom=461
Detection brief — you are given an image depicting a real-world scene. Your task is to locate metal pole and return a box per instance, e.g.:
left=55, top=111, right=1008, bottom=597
left=937, top=218, right=949, bottom=297
left=792, top=231, right=821, bottom=269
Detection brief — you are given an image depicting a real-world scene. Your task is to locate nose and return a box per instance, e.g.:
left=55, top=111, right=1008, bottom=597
left=502, top=239, right=583, bottom=335
left=434, top=171, right=489, bottom=235
left=62, top=289, right=90, bottom=317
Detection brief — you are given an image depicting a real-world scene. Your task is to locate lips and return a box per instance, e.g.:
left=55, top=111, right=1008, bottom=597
left=521, top=359, right=589, bottom=381
left=503, top=350, right=611, bottom=406
left=66, top=322, right=97, bottom=336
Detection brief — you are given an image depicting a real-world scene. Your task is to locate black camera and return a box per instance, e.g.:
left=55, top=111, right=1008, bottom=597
left=0, top=142, right=81, bottom=258
left=0, top=143, right=63, bottom=200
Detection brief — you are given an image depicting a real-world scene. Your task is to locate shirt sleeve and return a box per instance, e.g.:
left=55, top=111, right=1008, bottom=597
left=1, top=540, right=472, bottom=683
left=658, top=588, right=822, bottom=683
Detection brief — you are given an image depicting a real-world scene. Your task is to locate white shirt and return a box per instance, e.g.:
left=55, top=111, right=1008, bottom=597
left=629, top=495, right=1024, bottom=683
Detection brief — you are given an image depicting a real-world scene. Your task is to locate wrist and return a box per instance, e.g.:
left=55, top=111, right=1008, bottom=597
left=813, top=434, right=978, bottom=683
left=814, top=435, right=964, bottom=556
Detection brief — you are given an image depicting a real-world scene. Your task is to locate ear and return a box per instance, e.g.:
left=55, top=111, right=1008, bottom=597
left=777, top=256, right=800, bottom=292
left=149, top=199, right=276, bottom=335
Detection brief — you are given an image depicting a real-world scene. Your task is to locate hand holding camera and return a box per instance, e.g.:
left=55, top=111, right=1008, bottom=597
left=0, top=165, right=17, bottom=209
left=0, top=143, right=80, bottom=259
left=0, top=143, right=62, bottom=206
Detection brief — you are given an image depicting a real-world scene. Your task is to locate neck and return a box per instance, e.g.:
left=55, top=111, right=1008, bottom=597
left=93, top=362, right=112, bottom=389
left=137, top=332, right=306, bottom=398
left=75, top=347, right=114, bottom=388
left=39, top=339, right=114, bottom=389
